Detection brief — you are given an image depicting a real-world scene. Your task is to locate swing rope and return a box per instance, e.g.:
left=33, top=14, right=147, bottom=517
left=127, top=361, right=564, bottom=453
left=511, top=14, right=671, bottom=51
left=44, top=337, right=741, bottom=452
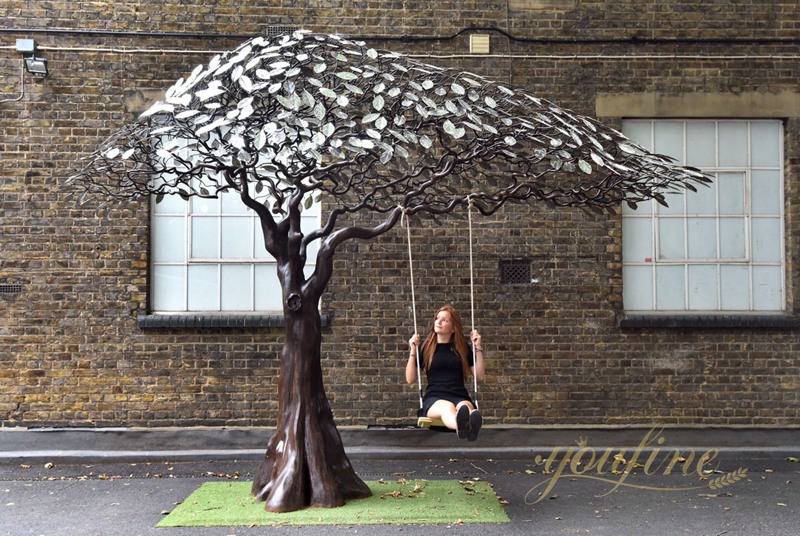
left=401, top=207, right=424, bottom=411
left=467, top=196, right=479, bottom=411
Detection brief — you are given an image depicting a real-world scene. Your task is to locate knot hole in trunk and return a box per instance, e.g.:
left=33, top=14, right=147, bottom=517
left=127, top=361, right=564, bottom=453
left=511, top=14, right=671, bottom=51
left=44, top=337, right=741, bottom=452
left=286, top=293, right=302, bottom=311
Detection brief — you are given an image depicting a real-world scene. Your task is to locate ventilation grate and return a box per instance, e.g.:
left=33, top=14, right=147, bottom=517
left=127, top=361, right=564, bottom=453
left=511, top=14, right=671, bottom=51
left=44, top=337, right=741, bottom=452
left=499, top=259, right=533, bottom=285
left=265, top=26, right=299, bottom=38
left=0, top=284, right=23, bottom=294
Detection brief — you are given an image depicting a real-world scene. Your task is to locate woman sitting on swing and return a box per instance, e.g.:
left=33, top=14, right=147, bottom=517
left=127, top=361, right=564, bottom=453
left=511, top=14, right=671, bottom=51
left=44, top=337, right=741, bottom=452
left=406, top=305, right=485, bottom=441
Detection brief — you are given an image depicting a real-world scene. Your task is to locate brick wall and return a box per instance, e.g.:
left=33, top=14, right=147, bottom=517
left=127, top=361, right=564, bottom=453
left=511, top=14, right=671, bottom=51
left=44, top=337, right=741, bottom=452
left=1, top=1, right=798, bottom=428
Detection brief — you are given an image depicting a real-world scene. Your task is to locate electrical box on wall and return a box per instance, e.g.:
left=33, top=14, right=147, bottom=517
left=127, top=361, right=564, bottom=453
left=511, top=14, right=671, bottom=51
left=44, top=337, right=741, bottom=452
left=469, top=34, right=490, bottom=54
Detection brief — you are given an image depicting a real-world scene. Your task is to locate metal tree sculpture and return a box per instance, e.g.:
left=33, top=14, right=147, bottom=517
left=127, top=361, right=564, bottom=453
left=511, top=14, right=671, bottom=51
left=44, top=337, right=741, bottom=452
left=68, top=31, right=709, bottom=512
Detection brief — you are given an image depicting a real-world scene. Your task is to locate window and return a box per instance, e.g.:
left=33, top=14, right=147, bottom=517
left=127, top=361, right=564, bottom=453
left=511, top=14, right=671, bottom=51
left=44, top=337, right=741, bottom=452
left=621, top=120, right=785, bottom=313
left=151, top=189, right=320, bottom=314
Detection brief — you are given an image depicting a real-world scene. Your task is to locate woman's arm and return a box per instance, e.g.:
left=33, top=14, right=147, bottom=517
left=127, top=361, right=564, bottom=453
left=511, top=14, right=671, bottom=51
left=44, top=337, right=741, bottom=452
left=470, top=330, right=486, bottom=381
left=405, top=333, right=420, bottom=384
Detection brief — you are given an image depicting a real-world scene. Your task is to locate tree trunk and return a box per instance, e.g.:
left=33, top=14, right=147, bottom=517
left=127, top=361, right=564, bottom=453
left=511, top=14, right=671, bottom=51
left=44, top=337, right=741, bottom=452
left=251, top=305, right=371, bottom=512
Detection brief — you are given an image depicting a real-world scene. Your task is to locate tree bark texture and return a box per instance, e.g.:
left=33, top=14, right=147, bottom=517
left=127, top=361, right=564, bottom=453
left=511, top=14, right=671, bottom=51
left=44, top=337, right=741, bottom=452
left=250, top=306, right=371, bottom=512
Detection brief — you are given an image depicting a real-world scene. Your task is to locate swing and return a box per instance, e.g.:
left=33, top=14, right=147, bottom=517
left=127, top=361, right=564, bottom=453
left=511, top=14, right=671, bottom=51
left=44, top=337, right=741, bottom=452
left=402, top=197, right=481, bottom=430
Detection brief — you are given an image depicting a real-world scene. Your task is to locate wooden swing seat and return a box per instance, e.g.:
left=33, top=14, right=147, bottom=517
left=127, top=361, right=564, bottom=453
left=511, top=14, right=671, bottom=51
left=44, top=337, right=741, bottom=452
left=417, top=416, right=445, bottom=428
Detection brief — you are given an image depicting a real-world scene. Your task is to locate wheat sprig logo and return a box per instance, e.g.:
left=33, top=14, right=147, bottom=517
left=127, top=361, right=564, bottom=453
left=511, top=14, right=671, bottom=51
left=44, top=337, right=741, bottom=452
left=707, top=467, right=748, bottom=490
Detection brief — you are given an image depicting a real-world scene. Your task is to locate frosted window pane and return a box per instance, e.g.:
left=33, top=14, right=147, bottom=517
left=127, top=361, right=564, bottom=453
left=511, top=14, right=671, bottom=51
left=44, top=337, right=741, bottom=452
left=654, top=122, right=685, bottom=163
left=191, top=216, right=219, bottom=259
left=221, top=191, right=249, bottom=214
left=153, top=193, right=187, bottom=214
left=622, top=198, right=653, bottom=216
left=752, top=266, right=783, bottom=311
left=658, top=191, right=685, bottom=216
left=686, top=121, right=716, bottom=167
left=718, top=172, right=745, bottom=215
left=719, top=218, right=746, bottom=259
left=751, top=218, right=782, bottom=263
left=718, top=122, right=748, bottom=167
left=191, top=194, right=219, bottom=215
left=686, top=175, right=716, bottom=215
left=751, top=170, right=781, bottom=215
left=622, top=121, right=653, bottom=151
left=720, top=266, right=750, bottom=310
left=655, top=265, right=685, bottom=310
left=255, top=264, right=282, bottom=311
left=152, top=216, right=186, bottom=263
left=687, top=218, right=717, bottom=259
left=152, top=265, right=186, bottom=311
left=658, top=218, right=685, bottom=260
left=687, top=265, right=718, bottom=310
left=188, top=265, right=219, bottom=311
left=750, top=121, right=780, bottom=167
left=221, top=265, right=253, bottom=310
left=622, top=217, right=653, bottom=263
left=221, top=217, right=253, bottom=259
left=623, top=266, right=653, bottom=310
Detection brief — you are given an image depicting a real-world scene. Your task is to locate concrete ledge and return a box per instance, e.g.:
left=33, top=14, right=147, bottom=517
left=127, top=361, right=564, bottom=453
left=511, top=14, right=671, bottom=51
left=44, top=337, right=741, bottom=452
left=596, top=91, right=800, bottom=119
left=2, top=425, right=798, bottom=463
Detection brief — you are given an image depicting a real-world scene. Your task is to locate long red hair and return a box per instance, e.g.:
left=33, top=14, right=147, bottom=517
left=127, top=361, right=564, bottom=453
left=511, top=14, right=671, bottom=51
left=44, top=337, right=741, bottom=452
left=420, top=305, right=471, bottom=380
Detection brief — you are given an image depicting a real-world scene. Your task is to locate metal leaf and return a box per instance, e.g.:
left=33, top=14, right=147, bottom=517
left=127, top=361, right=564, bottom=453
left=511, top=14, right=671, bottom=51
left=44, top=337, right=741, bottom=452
left=344, top=83, right=364, bottom=96
left=335, top=72, right=358, bottom=81
left=239, top=76, right=254, bottom=93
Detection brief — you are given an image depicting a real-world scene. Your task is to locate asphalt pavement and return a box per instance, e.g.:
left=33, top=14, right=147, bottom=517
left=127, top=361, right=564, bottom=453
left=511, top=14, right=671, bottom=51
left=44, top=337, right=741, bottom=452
left=2, top=447, right=799, bottom=536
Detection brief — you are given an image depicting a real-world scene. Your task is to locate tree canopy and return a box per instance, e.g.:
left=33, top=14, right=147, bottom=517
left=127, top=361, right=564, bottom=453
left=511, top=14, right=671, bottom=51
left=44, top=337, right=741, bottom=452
left=68, top=30, right=709, bottom=234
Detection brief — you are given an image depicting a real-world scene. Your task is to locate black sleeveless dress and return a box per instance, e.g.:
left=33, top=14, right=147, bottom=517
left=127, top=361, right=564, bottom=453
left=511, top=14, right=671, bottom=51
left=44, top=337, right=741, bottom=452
left=420, top=342, right=474, bottom=417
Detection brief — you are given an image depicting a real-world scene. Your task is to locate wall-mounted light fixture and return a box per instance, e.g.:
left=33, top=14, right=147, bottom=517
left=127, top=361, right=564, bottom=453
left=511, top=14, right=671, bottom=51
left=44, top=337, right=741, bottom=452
left=16, top=39, right=49, bottom=76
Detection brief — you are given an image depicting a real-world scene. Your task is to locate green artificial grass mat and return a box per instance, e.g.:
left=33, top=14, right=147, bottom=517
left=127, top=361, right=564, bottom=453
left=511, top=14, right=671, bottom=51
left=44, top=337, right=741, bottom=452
left=157, top=479, right=510, bottom=527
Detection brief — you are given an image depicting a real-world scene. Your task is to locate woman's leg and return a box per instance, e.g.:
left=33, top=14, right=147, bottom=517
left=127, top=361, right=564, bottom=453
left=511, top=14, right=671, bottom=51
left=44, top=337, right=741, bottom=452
left=426, top=399, right=475, bottom=433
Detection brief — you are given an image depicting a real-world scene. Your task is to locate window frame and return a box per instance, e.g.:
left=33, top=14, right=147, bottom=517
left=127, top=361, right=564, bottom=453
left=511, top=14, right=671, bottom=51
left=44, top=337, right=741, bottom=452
left=620, top=118, right=787, bottom=318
